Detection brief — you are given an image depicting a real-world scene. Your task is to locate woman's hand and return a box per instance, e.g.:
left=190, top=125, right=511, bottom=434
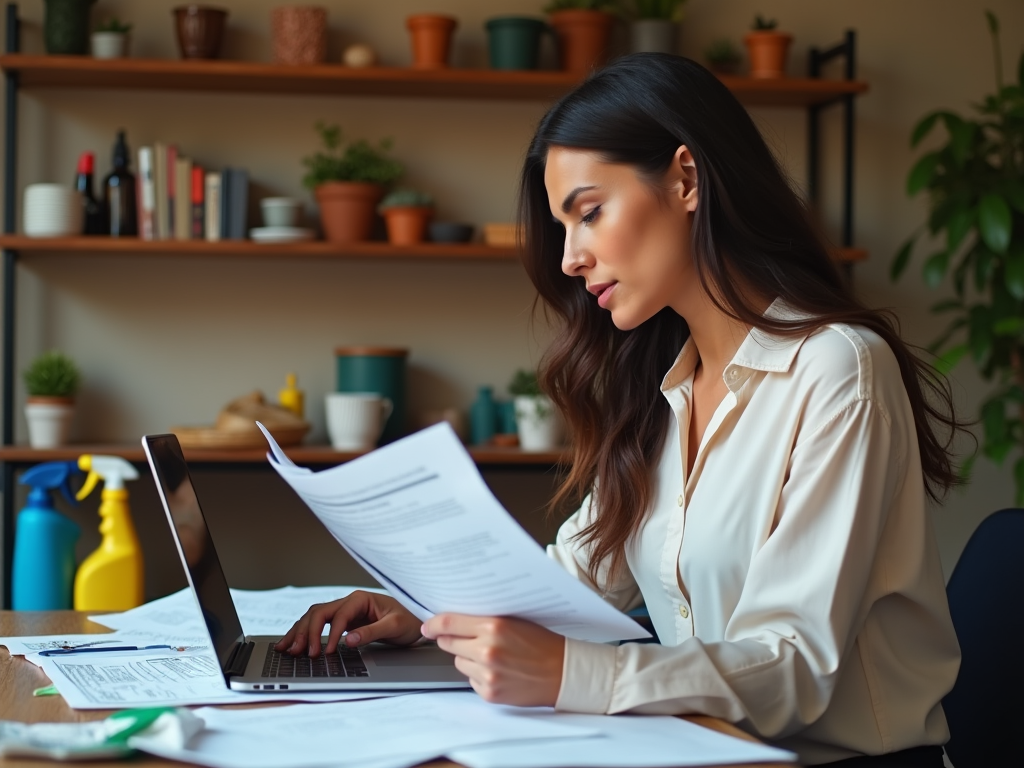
left=275, top=591, right=422, bottom=657
left=421, top=614, right=565, bottom=707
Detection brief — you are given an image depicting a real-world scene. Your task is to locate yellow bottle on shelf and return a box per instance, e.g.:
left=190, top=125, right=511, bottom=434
left=73, top=455, right=143, bottom=611
left=279, top=372, right=305, bottom=419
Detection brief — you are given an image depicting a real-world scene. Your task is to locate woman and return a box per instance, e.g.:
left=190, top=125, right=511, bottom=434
left=278, top=54, right=962, bottom=767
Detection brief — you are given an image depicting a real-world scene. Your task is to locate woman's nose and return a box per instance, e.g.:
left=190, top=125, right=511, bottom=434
left=561, top=232, right=590, bottom=276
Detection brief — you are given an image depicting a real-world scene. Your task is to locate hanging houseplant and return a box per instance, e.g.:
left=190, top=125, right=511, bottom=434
left=891, top=11, right=1024, bottom=501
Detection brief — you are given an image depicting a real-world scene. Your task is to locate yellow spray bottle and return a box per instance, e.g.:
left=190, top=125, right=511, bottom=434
left=73, top=455, right=143, bottom=611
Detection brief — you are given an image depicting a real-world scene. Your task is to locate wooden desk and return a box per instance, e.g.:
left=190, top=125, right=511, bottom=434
left=0, top=612, right=793, bottom=768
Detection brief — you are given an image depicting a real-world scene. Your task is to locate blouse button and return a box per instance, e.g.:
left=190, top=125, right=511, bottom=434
left=679, top=605, right=689, bottom=619
left=676, top=494, right=683, bottom=507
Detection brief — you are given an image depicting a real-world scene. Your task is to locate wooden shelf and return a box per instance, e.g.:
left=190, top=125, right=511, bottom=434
left=0, top=55, right=868, bottom=106
left=0, top=236, right=866, bottom=263
left=0, top=236, right=517, bottom=261
left=0, top=443, right=566, bottom=467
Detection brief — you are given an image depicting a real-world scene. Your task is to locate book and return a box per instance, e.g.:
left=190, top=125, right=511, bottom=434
left=167, top=144, right=178, bottom=238
left=137, top=146, right=155, bottom=241
left=204, top=172, right=221, bottom=242
left=153, top=142, right=168, bottom=239
left=219, top=167, right=232, bottom=241
left=191, top=165, right=204, bottom=240
left=173, top=155, right=192, bottom=240
left=227, top=168, right=249, bottom=240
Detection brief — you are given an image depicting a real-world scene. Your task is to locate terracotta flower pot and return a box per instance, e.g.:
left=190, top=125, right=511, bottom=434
left=271, top=6, right=327, bottom=65
left=744, top=30, right=792, bottom=79
left=548, top=9, right=613, bottom=75
left=382, top=206, right=433, bottom=245
left=315, top=182, right=383, bottom=243
left=406, top=14, right=458, bottom=69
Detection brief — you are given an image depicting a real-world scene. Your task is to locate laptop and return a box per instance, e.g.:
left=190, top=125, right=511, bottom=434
left=142, top=433, right=470, bottom=692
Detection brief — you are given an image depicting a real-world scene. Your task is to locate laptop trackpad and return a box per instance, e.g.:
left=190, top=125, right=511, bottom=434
left=366, top=646, right=454, bottom=667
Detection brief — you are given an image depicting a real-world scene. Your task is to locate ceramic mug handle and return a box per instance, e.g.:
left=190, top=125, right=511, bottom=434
left=380, top=397, right=394, bottom=423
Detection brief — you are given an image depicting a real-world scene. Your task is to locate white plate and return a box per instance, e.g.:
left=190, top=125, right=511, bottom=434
left=249, top=226, right=315, bottom=244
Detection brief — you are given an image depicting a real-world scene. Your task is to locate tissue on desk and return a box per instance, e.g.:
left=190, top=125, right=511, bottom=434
left=0, top=707, right=203, bottom=761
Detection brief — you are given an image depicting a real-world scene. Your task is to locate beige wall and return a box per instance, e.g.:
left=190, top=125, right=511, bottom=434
left=1, top=0, right=1022, bottom=599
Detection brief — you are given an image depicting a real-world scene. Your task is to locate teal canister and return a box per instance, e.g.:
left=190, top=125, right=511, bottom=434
left=12, top=460, right=82, bottom=610
left=336, top=346, right=408, bottom=444
left=44, top=0, right=97, bottom=55
left=470, top=386, right=497, bottom=445
left=485, top=16, right=546, bottom=70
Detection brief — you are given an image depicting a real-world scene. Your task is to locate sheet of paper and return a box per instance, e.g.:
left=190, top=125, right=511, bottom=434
left=35, top=646, right=402, bottom=709
left=261, top=423, right=649, bottom=643
left=448, top=709, right=797, bottom=767
left=139, top=692, right=597, bottom=768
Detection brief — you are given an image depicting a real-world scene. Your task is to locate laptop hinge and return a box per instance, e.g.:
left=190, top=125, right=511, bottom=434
left=225, top=640, right=254, bottom=678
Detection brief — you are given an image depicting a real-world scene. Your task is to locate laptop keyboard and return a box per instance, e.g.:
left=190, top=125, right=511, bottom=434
left=262, top=645, right=369, bottom=678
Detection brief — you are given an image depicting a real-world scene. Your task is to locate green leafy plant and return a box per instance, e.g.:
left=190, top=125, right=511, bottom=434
left=705, top=38, right=741, bottom=70
left=891, top=11, right=1024, bottom=501
left=95, top=17, right=132, bottom=34
left=508, top=369, right=543, bottom=397
left=378, top=188, right=434, bottom=211
left=752, top=15, right=777, bottom=31
left=301, top=122, right=404, bottom=190
left=622, top=0, right=688, bottom=21
left=543, top=0, right=618, bottom=12
left=23, top=351, right=80, bottom=399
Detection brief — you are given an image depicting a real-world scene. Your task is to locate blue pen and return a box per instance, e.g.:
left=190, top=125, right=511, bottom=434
left=39, top=644, right=174, bottom=656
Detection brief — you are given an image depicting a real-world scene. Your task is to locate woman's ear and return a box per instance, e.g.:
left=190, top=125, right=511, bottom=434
left=670, top=145, right=699, bottom=213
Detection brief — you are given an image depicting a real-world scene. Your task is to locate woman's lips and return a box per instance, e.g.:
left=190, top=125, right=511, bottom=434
left=593, top=283, right=616, bottom=309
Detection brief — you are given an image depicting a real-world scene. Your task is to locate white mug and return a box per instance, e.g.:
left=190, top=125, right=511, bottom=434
left=325, top=392, right=394, bottom=451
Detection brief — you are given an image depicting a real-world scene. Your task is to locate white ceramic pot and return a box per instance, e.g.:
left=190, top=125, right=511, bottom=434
left=629, top=19, right=676, bottom=54
left=25, top=398, right=75, bottom=448
left=91, top=32, right=129, bottom=59
left=23, top=184, right=83, bottom=237
left=513, top=395, right=564, bottom=451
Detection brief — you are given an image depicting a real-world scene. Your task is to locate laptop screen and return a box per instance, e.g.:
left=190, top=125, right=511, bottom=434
left=143, top=434, right=245, bottom=673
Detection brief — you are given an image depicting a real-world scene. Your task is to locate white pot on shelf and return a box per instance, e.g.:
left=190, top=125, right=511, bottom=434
left=513, top=395, right=563, bottom=451
left=25, top=397, right=75, bottom=449
left=91, top=32, right=129, bottom=59
left=629, top=19, right=676, bottom=54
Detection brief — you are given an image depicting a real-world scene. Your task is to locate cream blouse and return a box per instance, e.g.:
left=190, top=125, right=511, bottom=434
left=546, top=310, right=961, bottom=765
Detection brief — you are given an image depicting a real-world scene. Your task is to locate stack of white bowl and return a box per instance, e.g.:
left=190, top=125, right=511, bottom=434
left=23, top=184, right=84, bottom=237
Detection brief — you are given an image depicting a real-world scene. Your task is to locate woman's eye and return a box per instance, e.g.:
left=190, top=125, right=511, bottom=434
left=581, top=206, right=601, bottom=225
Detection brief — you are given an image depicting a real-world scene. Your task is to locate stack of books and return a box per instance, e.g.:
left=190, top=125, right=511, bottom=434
left=137, top=142, right=249, bottom=241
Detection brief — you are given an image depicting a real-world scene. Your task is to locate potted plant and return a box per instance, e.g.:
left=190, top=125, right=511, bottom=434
left=891, top=11, right=1024, bottom=502
left=378, top=189, right=434, bottom=245
left=623, top=0, right=687, bottom=55
left=508, top=368, right=564, bottom=451
left=543, top=0, right=617, bottom=75
left=23, top=351, right=81, bottom=448
left=743, top=14, right=792, bottom=79
left=302, top=122, right=403, bottom=243
left=705, top=38, right=741, bottom=76
left=91, top=17, right=130, bottom=59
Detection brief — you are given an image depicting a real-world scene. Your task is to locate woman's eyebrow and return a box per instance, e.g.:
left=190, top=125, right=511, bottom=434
left=561, top=185, right=597, bottom=213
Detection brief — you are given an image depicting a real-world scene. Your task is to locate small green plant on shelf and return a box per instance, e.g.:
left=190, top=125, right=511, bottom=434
left=94, top=18, right=132, bottom=34
left=378, top=189, right=435, bottom=211
left=705, top=38, right=741, bottom=74
left=543, top=0, right=618, bottom=12
left=23, top=351, right=80, bottom=400
left=622, top=0, right=688, bottom=21
left=508, top=368, right=552, bottom=419
left=752, top=14, right=777, bottom=30
left=301, top=122, right=404, bottom=190
left=890, top=11, right=1024, bottom=501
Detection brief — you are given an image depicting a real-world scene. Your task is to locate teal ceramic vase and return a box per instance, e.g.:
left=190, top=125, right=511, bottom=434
left=44, top=0, right=97, bottom=55
left=485, top=16, right=546, bottom=70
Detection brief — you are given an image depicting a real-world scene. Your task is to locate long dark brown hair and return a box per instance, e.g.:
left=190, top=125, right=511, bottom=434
left=518, top=53, right=964, bottom=583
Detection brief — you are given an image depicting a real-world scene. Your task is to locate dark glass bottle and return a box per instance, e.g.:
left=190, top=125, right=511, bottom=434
left=102, top=130, right=138, bottom=237
left=74, top=151, right=103, bottom=235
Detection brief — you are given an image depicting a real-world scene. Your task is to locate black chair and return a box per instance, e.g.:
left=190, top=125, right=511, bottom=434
left=942, top=508, right=1024, bottom=767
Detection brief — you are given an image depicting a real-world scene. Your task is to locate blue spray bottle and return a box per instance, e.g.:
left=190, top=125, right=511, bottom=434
left=12, top=461, right=82, bottom=610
